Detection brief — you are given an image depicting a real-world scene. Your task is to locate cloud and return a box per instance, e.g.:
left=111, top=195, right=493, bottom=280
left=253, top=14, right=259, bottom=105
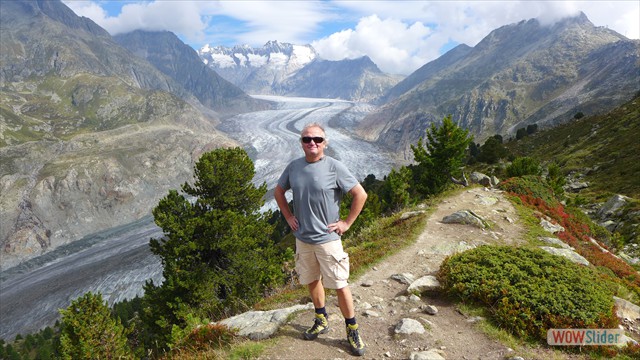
left=64, top=1, right=639, bottom=75
left=211, top=1, right=333, bottom=45
left=312, top=1, right=639, bottom=74
left=312, top=15, right=433, bottom=75
left=65, top=1, right=212, bottom=42
left=65, top=0, right=333, bottom=46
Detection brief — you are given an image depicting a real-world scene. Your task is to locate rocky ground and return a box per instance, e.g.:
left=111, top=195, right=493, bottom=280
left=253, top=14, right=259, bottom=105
left=245, top=186, right=597, bottom=360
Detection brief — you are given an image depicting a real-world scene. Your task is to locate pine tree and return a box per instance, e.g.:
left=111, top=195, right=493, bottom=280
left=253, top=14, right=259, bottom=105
left=477, top=135, right=509, bottom=164
left=380, top=167, right=412, bottom=213
left=410, top=116, right=473, bottom=196
left=142, top=147, right=284, bottom=347
left=59, top=292, right=132, bottom=359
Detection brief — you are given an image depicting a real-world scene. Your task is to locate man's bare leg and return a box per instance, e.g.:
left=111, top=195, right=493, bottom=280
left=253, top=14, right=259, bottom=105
left=308, top=279, right=325, bottom=308
left=336, top=286, right=355, bottom=318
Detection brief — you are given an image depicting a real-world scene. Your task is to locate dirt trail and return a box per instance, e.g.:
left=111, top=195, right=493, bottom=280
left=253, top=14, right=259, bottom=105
left=257, top=186, right=563, bottom=360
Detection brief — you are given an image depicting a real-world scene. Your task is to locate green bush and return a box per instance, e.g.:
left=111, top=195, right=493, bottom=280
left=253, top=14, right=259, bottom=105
left=438, top=246, right=617, bottom=341
left=506, top=156, right=541, bottom=177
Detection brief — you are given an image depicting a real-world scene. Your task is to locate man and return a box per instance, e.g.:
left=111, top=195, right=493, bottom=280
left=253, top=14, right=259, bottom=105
left=274, top=122, right=368, bottom=356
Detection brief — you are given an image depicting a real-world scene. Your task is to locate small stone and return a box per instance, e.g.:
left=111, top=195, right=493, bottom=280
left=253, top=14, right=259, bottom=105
left=384, top=352, right=392, bottom=357
left=391, top=273, right=416, bottom=284
left=409, top=294, right=421, bottom=302
left=407, top=275, right=441, bottom=294
left=395, top=318, right=425, bottom=334
left=361, top=280, right=374, bottom=287
left=410, top=349, right=445, bottom=360
left=364, top=310, right=380, bottom=317
left=424, top=305, right=438, bottom=315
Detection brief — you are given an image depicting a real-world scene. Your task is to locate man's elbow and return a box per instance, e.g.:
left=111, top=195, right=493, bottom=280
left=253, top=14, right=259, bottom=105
left=353, top=186, right=367, bottom=202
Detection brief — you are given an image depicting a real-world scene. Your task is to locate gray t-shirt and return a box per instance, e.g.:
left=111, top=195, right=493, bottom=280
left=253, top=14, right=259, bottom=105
left=277, top=156, right=359, bottom=244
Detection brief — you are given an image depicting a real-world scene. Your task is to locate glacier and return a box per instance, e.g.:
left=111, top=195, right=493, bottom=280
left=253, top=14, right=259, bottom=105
left=0, top=96, right=396, bottom=340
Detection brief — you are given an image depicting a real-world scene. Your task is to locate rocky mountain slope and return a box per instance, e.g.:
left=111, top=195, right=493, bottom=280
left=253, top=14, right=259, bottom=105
left=277, top=56, right=404, bottom=102
left=356, top=12, right=640, bottom=157
left=0, top=0, right=243, bottom=270
left=198, top=41, right=402, bottom=101
left=113, top=30, right=271, bottom=117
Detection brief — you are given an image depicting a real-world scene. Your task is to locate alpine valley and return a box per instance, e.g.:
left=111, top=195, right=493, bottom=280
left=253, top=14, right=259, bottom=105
left=0, top=0, right=638, bottom=340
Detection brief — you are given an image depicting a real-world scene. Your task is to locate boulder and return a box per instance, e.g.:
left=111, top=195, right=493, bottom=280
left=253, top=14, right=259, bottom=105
left=597, top=194, right=629, bottom=219
left=566, top=181, right=589, bottom=192
left=391, top=273, right=416, bottom=285
left=540, top=218, right=565, bottom=233
left=614, top=296, right=640, bottom=321
left=539, top=246, right=590, bottom=266
left=395, top=318, right=425, bottom=335
left=217, top=303, right=312, bottom=340
left=470, top=171, right=492, bottom=187
left=538, top=236, right=572, bottom=250
left=442, top=210, right=488, bottom=228
left=407, top=275, right=441, bottom=294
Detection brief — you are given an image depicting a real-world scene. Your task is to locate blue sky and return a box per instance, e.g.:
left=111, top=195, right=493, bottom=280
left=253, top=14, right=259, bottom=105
left=64, top=1, right=640, bottom=75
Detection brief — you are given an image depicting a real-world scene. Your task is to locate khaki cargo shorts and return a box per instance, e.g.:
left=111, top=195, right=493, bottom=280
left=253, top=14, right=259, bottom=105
left=295, top=238, right=350, bottom=289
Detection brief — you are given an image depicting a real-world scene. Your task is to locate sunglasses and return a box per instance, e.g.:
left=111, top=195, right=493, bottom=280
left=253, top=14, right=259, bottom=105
left=301, top=136, right=325, bottom=143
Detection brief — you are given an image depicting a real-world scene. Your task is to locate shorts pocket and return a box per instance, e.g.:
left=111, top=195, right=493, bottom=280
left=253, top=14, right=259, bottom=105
left=295, top=251, right=320, bottom=283
left=330, top=252, right=350, bottom=281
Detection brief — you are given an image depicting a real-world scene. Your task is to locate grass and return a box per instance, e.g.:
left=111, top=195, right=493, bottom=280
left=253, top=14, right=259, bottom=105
left=506, top=96, right=640, bottom=199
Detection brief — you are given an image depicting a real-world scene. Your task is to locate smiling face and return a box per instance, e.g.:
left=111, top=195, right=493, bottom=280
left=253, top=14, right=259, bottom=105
left=300, top=125, right=327, bottom=162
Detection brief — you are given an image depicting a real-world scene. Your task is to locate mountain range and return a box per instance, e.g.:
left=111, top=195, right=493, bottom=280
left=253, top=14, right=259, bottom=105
left=197, top=14, right=638, bottom=158
left=0, top=0, right=255, bottom=270
left=355, top=13, right=639, bottom=156
left=1, top=0, right=638, bottom=270
left=198, top=41, right=403, bottom=101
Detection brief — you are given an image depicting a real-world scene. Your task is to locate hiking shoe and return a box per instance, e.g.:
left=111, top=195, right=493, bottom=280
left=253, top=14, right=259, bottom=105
left=303, top=313, right=329, bottom=340
left=346, top=323, right=366, bottom=356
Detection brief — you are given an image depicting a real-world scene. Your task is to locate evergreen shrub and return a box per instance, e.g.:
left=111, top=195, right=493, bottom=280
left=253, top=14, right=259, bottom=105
left=506, top=157, right=541, bottom=177
left=438, top=246, right=618, bottom=341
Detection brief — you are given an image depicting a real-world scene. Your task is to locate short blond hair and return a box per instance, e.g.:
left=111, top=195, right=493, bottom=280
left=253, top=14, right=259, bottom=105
left=301, top=122, right=326, bottom=138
